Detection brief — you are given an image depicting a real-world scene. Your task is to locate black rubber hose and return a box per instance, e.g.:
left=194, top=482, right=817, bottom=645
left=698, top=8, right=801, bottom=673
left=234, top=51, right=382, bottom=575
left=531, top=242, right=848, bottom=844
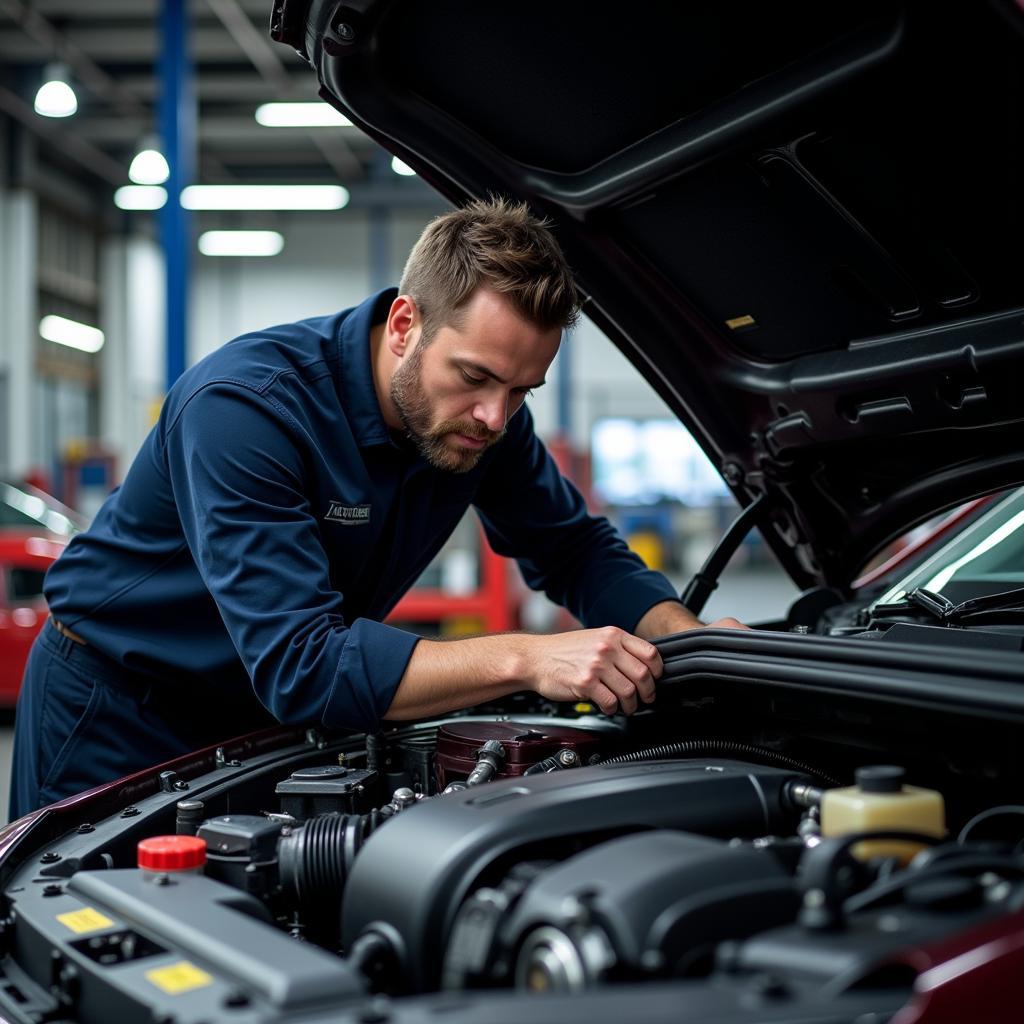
left=599, top=739, right=842, bottom=787
left=278, top=812, right=373, bottom=907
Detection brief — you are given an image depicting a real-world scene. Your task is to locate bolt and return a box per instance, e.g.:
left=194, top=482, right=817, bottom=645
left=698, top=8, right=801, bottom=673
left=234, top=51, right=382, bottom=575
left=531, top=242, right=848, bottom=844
left=76, top=823, right=95, bottom=834
left=40, top=852, right=60, bottom=864
left=391, top=787, right=416, bottom=811
left=121, top=806, right=139, bottom=818
left=336, top=22, right=355, bottom=42
left=722, top=462, right=743, bottom=486
left=42, top=884, right=62, bottom=897
left=804, top=888, right=825, bottom=907
left=173, top=780, right=190, bottom=791
left=988, top=881, right=1012, bottom=902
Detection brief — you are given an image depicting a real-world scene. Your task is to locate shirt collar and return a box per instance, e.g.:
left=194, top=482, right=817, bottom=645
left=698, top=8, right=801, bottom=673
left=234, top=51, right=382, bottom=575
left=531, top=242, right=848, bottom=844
left=337, top=286, right=399, bottom=447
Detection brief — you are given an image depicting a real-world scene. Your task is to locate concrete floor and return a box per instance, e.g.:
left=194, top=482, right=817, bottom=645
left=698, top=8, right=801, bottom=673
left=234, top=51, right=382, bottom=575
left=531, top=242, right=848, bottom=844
left=0, top=569, right=798, bottom=824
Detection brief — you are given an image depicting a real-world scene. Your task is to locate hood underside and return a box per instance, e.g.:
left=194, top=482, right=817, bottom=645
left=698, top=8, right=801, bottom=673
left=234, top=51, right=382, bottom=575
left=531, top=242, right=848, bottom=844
left=277, top=0, right=1024, bottom=591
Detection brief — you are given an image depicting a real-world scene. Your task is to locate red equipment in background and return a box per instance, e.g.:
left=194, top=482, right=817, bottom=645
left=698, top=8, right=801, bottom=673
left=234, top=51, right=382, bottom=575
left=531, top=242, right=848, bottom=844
left=387, top=524, right=519, bottom=634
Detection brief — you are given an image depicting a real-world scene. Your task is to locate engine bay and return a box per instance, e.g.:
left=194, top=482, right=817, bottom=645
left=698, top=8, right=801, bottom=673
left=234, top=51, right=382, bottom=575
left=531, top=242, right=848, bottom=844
left=3, top=676, right=1024, bottom=1024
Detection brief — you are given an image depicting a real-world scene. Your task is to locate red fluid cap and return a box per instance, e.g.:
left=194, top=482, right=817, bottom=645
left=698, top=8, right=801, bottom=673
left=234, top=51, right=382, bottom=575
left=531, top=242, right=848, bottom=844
left=137, top=835, right=207, bottom=872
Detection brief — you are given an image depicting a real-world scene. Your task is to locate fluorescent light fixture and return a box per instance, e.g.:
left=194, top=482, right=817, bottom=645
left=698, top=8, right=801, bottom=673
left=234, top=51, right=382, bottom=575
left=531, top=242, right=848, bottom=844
left=198, top=230, right=284, bottom=257
left=255, top=102, right=353, bottom=127
left=39, top=314, right=105, bottom=353
left=34, top=63, right=77, bottom=118
left=181, top=185, right=348, bottom=210
left=391, top=156, right=416, bottom=177
left=129, top=145, right=170, bottom=185
left=114, top=185, right=168, bottom=210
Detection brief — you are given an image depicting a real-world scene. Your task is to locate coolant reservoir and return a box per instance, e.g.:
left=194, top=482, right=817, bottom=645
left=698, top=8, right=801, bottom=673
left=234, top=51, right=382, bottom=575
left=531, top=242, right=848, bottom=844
left=820, top=765, right=945, bottom=863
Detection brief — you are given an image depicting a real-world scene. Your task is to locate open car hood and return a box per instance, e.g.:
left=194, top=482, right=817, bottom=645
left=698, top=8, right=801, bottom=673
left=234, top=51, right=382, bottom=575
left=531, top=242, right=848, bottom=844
left=274, top=0, right=1024, bottom=592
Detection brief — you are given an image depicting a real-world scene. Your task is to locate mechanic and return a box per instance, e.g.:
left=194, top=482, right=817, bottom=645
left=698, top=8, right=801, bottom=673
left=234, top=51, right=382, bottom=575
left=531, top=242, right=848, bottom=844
left=9, top=199, right=743, bottom=821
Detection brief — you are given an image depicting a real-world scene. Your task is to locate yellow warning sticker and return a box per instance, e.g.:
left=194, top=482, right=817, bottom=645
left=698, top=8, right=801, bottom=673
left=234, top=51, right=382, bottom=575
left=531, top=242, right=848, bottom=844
left=56, top=908, right=115, bottom=934
left=725, top=314, right=756, bottom=329
left=145, top=961, right=214, bottom=995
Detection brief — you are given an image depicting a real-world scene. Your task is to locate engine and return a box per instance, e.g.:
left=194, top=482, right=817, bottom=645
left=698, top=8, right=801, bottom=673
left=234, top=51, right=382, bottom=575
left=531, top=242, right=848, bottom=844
left=5, top=713, right=1024, bottom=1024
left=149, top=720, right=1024, bottom=997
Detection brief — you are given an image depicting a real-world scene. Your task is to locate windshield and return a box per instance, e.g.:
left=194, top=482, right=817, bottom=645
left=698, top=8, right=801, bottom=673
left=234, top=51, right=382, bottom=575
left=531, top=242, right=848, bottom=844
left=873, top=488, right=1024, bottom=609
left=0, top=483, right=82, bottom=538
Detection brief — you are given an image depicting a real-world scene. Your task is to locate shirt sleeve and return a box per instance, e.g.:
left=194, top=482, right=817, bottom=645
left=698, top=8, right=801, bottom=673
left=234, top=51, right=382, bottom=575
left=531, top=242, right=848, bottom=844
left=472, top=406, right=680, bottom=632
left=162, top=381, right=418, bottom=732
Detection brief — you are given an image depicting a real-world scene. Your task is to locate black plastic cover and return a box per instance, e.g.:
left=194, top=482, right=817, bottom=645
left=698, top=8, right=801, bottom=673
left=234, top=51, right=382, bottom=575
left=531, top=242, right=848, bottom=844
left=341, top=759, right=800, bottom=991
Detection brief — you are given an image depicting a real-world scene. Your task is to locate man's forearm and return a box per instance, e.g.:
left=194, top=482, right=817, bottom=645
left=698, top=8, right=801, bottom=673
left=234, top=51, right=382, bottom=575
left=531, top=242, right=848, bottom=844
left=383, top=634, right=529, bottom=721
left=383, top=624, right=665, bottom=721
left=634, top=599, right=703, bottom=640
left=634, top=599, right=750, bottom=640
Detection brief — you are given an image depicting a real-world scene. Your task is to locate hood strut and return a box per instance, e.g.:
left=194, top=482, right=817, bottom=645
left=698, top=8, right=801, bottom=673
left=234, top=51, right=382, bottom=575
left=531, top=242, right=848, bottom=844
left=681, top=495, right=768, bottom=617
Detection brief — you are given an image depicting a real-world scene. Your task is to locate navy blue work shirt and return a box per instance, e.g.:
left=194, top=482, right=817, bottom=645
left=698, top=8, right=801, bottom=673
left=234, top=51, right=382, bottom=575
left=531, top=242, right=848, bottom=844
left=44, top=288, right=679, bottom=734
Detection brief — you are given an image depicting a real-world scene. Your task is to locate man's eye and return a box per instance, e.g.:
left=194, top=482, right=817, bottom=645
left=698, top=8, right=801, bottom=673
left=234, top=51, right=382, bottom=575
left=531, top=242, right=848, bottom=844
left=461, top=370, right=486, bottom=385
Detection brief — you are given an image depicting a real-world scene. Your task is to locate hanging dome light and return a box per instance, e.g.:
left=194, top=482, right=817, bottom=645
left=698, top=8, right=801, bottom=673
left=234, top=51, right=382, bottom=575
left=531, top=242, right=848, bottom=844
left=129, top=136, right=170, bottom=185
left=34, top=63, right=78, bottom=118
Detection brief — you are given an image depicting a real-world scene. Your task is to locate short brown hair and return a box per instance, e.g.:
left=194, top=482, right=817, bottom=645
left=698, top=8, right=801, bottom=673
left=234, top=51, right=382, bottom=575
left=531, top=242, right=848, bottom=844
left=399, top=197, right=579, bottom=343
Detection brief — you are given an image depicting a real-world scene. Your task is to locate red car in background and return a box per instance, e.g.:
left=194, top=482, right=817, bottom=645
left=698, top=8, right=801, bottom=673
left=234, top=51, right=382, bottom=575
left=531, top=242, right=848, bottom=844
left=0, top=531, right=65, bottom=705
left=0, top=482, right=82, bottom=705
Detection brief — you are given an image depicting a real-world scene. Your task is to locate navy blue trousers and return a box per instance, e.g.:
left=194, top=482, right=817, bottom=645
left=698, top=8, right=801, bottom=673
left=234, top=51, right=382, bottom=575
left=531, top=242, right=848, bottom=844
left=8, top=619, right=268, bottom=822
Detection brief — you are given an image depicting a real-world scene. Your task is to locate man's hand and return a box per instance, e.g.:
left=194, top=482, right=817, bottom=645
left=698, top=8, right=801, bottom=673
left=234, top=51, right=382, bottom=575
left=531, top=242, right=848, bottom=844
left=522, top=627, right=662, bottom=716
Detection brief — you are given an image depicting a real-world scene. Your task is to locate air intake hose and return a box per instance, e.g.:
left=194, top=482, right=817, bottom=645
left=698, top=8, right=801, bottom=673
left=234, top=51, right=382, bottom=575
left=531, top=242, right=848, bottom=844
left=278, top=810, right=384, bottom=907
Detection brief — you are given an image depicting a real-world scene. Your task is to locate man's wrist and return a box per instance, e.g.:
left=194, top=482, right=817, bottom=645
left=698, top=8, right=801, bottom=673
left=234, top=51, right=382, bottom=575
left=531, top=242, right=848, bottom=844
left=634, top=599, right=703, bottom=640
left=498, top=633, right=533, bottom=691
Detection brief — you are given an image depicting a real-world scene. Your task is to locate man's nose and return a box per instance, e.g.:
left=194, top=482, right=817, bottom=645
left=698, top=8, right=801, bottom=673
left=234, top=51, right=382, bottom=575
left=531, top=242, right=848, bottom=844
left=473, top=393, right=508, bottom=433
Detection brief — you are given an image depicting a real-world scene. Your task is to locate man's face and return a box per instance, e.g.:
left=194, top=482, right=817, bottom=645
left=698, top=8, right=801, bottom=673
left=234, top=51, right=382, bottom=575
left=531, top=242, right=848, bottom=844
left=390, top=289, right=561, bottom=473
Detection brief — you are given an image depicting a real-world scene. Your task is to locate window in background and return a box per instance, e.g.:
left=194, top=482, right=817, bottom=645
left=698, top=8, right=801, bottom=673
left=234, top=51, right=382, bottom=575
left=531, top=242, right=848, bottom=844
left=591, top=418, right=730, bottom=508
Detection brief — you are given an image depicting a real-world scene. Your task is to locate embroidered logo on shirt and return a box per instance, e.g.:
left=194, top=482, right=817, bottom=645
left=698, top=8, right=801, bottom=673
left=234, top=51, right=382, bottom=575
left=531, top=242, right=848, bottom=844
left=325, top=501, right=371, bottom=525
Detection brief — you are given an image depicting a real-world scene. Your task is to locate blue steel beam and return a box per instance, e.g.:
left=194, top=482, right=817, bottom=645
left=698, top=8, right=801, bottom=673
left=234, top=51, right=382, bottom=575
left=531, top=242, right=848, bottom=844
left=159, top=0, right=195, bottom=389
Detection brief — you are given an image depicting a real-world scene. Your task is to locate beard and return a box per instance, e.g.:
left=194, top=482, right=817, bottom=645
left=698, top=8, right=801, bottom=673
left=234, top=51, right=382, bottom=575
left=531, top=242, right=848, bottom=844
left=390, top=344, right=505, bottom=473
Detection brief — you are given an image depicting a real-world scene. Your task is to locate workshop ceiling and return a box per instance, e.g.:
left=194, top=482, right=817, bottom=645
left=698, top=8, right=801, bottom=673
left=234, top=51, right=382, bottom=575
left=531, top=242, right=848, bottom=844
left=0, top=0, right=404, bottom=192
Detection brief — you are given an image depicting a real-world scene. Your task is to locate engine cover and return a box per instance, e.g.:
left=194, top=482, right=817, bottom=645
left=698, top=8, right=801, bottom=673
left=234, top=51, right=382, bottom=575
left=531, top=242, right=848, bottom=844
left=341, top=759, right=801, bottom=992
left=504, top=831, right=799, bottom=989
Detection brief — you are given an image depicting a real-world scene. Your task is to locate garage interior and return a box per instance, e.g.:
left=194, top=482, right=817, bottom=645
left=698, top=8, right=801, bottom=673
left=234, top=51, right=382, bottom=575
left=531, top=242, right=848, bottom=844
left=0, top=0, right=797, bottom=820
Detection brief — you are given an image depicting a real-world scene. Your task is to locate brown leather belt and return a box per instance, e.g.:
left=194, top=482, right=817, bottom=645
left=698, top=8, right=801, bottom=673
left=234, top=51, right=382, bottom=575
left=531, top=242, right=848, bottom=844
left=51, top=617, right=88, bottom=646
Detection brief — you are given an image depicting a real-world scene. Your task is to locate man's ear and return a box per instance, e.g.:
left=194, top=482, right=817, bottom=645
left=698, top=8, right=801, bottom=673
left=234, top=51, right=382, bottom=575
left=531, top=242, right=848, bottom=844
left=385, top=295, right=420, bottom=357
